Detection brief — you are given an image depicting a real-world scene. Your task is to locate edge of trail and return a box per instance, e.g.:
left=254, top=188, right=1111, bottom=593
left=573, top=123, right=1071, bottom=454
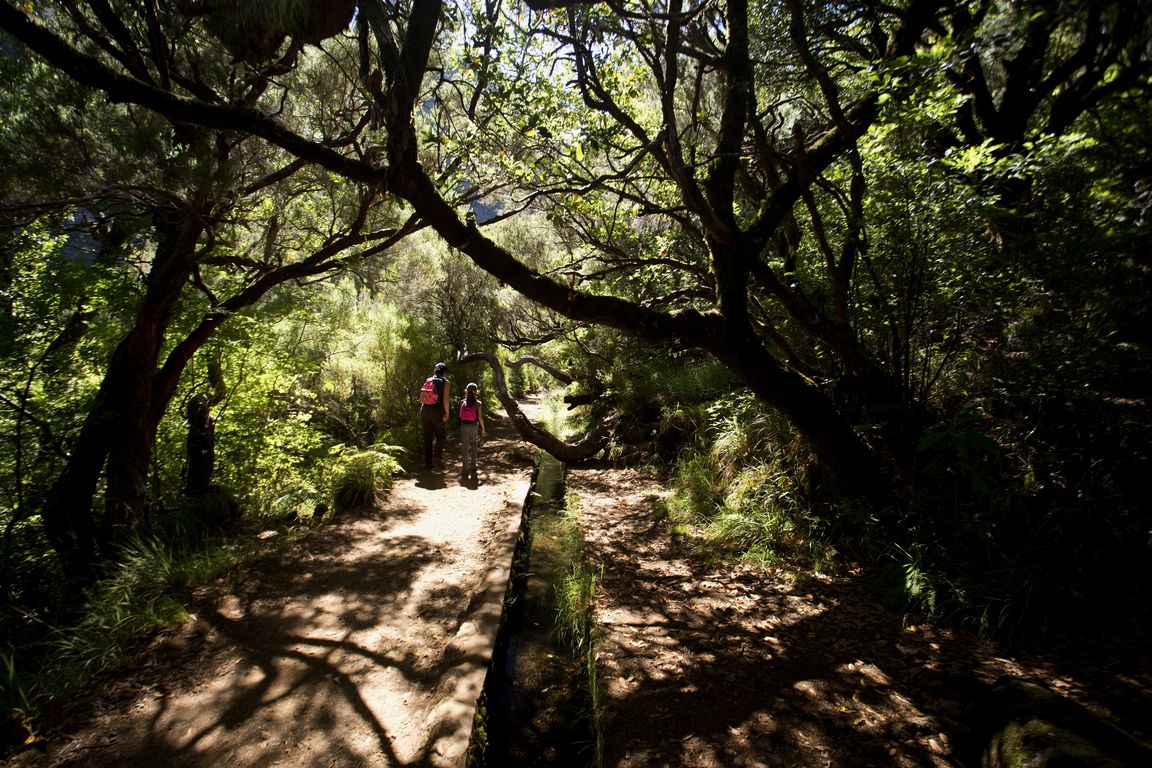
left=10, top=399, right=542, bottom=768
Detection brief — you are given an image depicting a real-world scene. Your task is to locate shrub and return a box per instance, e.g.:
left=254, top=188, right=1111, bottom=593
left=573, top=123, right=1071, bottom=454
left=331, top=448, right=403, bottom=512
left=662, top=395, right=825, bottom=567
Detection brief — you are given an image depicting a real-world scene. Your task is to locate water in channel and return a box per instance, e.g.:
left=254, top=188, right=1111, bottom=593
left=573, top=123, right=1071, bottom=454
left=469, top=452, right=597, bottom=767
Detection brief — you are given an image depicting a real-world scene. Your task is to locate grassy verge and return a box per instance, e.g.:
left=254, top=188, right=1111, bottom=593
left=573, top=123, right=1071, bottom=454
left=552, top=493, right=604, bottom=768
left=2, top=525, right=317, bottom=748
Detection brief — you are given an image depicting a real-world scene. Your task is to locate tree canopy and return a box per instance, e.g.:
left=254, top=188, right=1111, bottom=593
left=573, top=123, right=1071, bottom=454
left=1, top=0, right=1150, bottom=632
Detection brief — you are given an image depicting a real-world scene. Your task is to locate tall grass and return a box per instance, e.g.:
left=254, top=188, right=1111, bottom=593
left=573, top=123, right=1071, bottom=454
left=3, top=528, right=290, bottom=742
left=552, top=494, right=590, bottom=651
left=551, top=492, right=604, bottom=767
left=554, top=563, right=595, bottom=654
left=1, top=650, right=31, bottom=739
left=553, top=556, right=604, bottom=767
left=662, top=396, right=830, bottom=569
left=36, top=537, right=222, bottom=697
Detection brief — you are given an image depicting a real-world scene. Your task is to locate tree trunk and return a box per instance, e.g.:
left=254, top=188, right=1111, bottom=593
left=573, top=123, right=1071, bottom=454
left=39, top=209, right=201, bottom=581
left=185, top=361, right=226, bottom=494
left=710, top=321, right=889, bottom=503
left=101, top=210, right=201, bottom=551
left=504, top=355, right=575, bottom=385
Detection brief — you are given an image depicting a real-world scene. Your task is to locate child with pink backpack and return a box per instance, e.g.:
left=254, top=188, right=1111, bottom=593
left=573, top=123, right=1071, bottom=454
left=458, top=382, right=486, bottom=481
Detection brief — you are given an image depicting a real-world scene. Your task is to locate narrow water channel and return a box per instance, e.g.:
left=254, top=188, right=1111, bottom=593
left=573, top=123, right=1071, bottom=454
left=468, top=452, right=596, bottom=767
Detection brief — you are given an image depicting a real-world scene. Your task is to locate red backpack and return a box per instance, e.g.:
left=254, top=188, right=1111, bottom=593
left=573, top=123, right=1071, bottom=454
left=418, top=377, right=442, bottom=405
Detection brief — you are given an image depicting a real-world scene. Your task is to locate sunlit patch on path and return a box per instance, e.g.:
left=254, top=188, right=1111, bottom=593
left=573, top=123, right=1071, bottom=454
left=14, top=407, right=538, bottom=768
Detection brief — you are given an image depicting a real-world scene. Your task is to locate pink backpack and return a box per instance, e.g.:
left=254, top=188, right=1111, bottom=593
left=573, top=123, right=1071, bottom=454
left=459, top=399, right=479, bottom=421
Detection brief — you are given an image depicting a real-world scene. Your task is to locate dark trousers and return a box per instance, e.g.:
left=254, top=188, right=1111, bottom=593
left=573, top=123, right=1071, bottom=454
left=421, top=406, right=447, bottom=466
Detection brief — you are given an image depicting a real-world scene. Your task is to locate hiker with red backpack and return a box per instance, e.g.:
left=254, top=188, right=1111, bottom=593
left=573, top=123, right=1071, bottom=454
left=418, top=362, right=451, bottom=469
left=458, top=382, right=486, bottom=481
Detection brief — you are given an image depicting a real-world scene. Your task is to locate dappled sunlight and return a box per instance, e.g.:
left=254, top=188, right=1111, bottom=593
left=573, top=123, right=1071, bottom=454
left=117, top=521, right=457, bottom=765
left=571, top=464, right=986, bottom=767
left=569, top=460, right=1150, bottom=767
left=16, top=411, right=535, bottom=768
left=2, top=0, right=1148, bottom=762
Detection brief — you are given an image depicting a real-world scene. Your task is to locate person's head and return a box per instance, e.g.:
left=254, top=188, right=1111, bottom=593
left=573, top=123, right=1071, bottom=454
left=434, top=362, right=447, bottom=376
left=466, top=382, right=478, bottom=404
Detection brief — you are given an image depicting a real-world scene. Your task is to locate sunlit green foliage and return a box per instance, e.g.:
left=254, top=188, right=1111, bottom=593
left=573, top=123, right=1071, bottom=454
left=0, top=218, right=136, bottom=608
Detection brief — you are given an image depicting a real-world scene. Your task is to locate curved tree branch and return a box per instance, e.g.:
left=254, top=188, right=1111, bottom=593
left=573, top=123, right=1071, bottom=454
left=0, top=2, right=387, bottom=187
left=458, top=351, right=611, bottom=462
left=504, top=355, right=575, bottom=385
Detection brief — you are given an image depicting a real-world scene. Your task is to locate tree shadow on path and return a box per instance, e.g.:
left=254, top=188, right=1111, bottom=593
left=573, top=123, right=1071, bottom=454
left=24, top=407, right=536, bottom=768
left=570, top=466, right=1152, bottom=768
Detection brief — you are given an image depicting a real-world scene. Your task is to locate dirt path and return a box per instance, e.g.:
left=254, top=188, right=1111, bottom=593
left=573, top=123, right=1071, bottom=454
left=12, top=405, right=538, bottom=768
left=569, top=464, right=1152, bottom=768
left=12, top=402, right=1149, bottom=768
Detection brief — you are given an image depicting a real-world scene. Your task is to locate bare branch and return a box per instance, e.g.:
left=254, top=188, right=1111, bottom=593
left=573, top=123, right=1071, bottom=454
left=504, top=355, right=575, bottom=385
left=459, top=351, right=611, bottom=462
